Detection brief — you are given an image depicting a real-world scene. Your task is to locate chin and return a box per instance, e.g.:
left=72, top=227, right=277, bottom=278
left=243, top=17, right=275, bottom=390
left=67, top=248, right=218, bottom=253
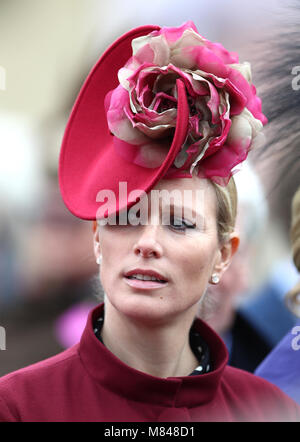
left=112, top=294, right=178, bottom=325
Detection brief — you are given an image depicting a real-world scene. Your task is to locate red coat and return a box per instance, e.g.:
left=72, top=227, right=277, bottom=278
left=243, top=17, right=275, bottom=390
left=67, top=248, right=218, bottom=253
left=0, top=303, right=299, bottom=422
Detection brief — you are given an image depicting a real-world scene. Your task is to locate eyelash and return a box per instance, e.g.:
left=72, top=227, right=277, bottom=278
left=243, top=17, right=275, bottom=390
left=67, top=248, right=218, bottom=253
left=168, top=215, right=195, bottom=232
left=114, top=212, right=195, bottom=232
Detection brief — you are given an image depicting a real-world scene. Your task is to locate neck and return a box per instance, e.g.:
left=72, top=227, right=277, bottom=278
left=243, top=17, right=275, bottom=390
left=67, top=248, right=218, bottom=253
left=101, top=301, right=199, bottom=378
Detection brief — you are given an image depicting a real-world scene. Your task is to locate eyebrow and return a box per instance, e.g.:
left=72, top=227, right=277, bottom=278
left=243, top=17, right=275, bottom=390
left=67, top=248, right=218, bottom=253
left=162, top=203, right=206, bottom=225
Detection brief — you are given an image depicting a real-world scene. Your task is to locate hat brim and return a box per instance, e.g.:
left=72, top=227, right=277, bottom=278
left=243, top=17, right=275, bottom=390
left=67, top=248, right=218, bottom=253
left=59, top=25, right=189, bottom=220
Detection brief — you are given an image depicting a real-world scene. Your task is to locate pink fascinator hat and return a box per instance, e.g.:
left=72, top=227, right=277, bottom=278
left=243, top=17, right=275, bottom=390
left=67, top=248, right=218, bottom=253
left=59, top=21, right=267, bottom=220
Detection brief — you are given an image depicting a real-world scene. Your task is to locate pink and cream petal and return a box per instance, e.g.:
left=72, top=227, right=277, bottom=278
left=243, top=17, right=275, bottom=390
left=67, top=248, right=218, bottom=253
left=229, top=62, right=252, bottom=83
left=227, top=114, right=252, bottom=146
left=205, top=40, right=239, bottom=65
left=149, top=35, right=171, bottom=66
left=156, top=21, right=199, bottom=44
left=134, top=121, right=175, bottom=139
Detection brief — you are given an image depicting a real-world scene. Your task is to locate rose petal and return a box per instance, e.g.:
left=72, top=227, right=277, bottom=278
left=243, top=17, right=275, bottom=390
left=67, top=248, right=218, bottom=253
left=227, top=114, right=252, bottom=146
left=189, top=45, right=229, bottom=77
left=134, top=43, right=155, bottom=65
left=118, top=67, right=135, bottom=90
left=118, top=57, right=142, bottom=90
left=238, top=107, right=263, bottom=138
left=197, top=134, right=251, bottom=182
left=132, top=34, right=171, bottom=66
left=150, top=35, right=171, bottom=66
left=155, top=21, right=199, bottom=43
left=205, top=40, right=239, bottom=64
left=170, top=29, right=206, bottom=69
left=132, top=35, right=152, bottom=56
left=229, top=62, right=252, bottom=83
left=227, top=68, right=267, bottom=124
left=133, top=121, right=175, bottom=139
left=106, top=85, right=147, bottom=144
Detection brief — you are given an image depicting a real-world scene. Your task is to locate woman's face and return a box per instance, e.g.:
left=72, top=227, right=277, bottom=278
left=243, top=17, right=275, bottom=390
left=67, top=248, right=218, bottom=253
left=94, top=177, right=235, bottom=325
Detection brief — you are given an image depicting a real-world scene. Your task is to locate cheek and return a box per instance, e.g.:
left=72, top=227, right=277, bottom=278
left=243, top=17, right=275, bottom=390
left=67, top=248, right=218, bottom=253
left=98, top=227, right=128, bottom=259
left=179, top=237, right=218, bottom=283
left=97, top=229, right=123, bottom=287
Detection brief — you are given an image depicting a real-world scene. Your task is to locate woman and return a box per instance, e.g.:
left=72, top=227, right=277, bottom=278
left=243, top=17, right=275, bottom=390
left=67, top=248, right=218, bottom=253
left=0, top=21, right=299, bottom=422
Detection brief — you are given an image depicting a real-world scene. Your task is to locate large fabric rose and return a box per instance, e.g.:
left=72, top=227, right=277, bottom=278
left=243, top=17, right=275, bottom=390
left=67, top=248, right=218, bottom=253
left=105, top=21, right=267, bottom=184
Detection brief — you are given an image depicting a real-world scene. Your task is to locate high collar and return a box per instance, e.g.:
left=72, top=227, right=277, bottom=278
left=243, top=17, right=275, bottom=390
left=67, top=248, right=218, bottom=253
left=79, top=303, right=228, bottom=408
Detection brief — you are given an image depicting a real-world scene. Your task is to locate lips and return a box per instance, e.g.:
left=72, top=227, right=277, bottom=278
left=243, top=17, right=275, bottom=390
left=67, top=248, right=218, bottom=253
left=123, top=277, right=168, bottom=290
left=124, top=268, right=168, bottom=282
left=123, top=268, right=169, bottom=290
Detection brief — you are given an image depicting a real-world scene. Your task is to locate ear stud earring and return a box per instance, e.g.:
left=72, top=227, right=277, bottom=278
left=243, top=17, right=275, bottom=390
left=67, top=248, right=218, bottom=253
left=96, top=255, right=102, bottom=265
left=211, top=274, right=220, bottom=284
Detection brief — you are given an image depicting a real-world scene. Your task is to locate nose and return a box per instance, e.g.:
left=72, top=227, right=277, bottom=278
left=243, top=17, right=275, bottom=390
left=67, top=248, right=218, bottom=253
left=133, top=224, right=163, bottom=259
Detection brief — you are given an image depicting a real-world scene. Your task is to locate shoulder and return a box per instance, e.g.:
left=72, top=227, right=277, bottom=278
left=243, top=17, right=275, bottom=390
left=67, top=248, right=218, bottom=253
left=221, top=365, right=300, bottom=421
left=0, top=345, right=80, bottom=421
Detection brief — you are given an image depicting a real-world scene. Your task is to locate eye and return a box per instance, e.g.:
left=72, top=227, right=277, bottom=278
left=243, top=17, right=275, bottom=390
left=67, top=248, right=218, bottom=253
left=169, top=215, right=195, bottom=232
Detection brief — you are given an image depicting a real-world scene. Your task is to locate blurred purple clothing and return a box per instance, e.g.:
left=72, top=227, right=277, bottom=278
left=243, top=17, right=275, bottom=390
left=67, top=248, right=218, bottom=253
left=54, top=301, right=97, bottom=348
left=255, top=321, right=300, bottom=404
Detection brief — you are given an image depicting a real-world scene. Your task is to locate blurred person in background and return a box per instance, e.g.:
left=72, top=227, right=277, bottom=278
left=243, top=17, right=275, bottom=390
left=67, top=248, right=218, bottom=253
left=252, top=3, right=300, bottom=405
left=0, top=175, right=99, bottom=376
left=0, top=56, right=99, bottom=375
left=0, top=205, right=18, bottom=308
left=256, top=189, right=300, bottom=404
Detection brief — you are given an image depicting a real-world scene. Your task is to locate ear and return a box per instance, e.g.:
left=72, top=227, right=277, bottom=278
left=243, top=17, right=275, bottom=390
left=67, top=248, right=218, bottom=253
left=92, top=221, right=101, bottom=262
left=213, top=232, right=240, bottom=280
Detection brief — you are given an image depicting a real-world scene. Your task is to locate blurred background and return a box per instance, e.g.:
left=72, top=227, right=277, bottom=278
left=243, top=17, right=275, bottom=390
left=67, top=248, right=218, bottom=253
left=0, top=0, right=299, bottom=375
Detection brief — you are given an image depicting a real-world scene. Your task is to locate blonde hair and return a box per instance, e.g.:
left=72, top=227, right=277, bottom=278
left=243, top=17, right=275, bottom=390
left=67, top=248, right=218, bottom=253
left=285, top=186, right=300, bottom=317
left=188, top=169, right=237, bottom=244
left=211, top=177, right=238, bottom=244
